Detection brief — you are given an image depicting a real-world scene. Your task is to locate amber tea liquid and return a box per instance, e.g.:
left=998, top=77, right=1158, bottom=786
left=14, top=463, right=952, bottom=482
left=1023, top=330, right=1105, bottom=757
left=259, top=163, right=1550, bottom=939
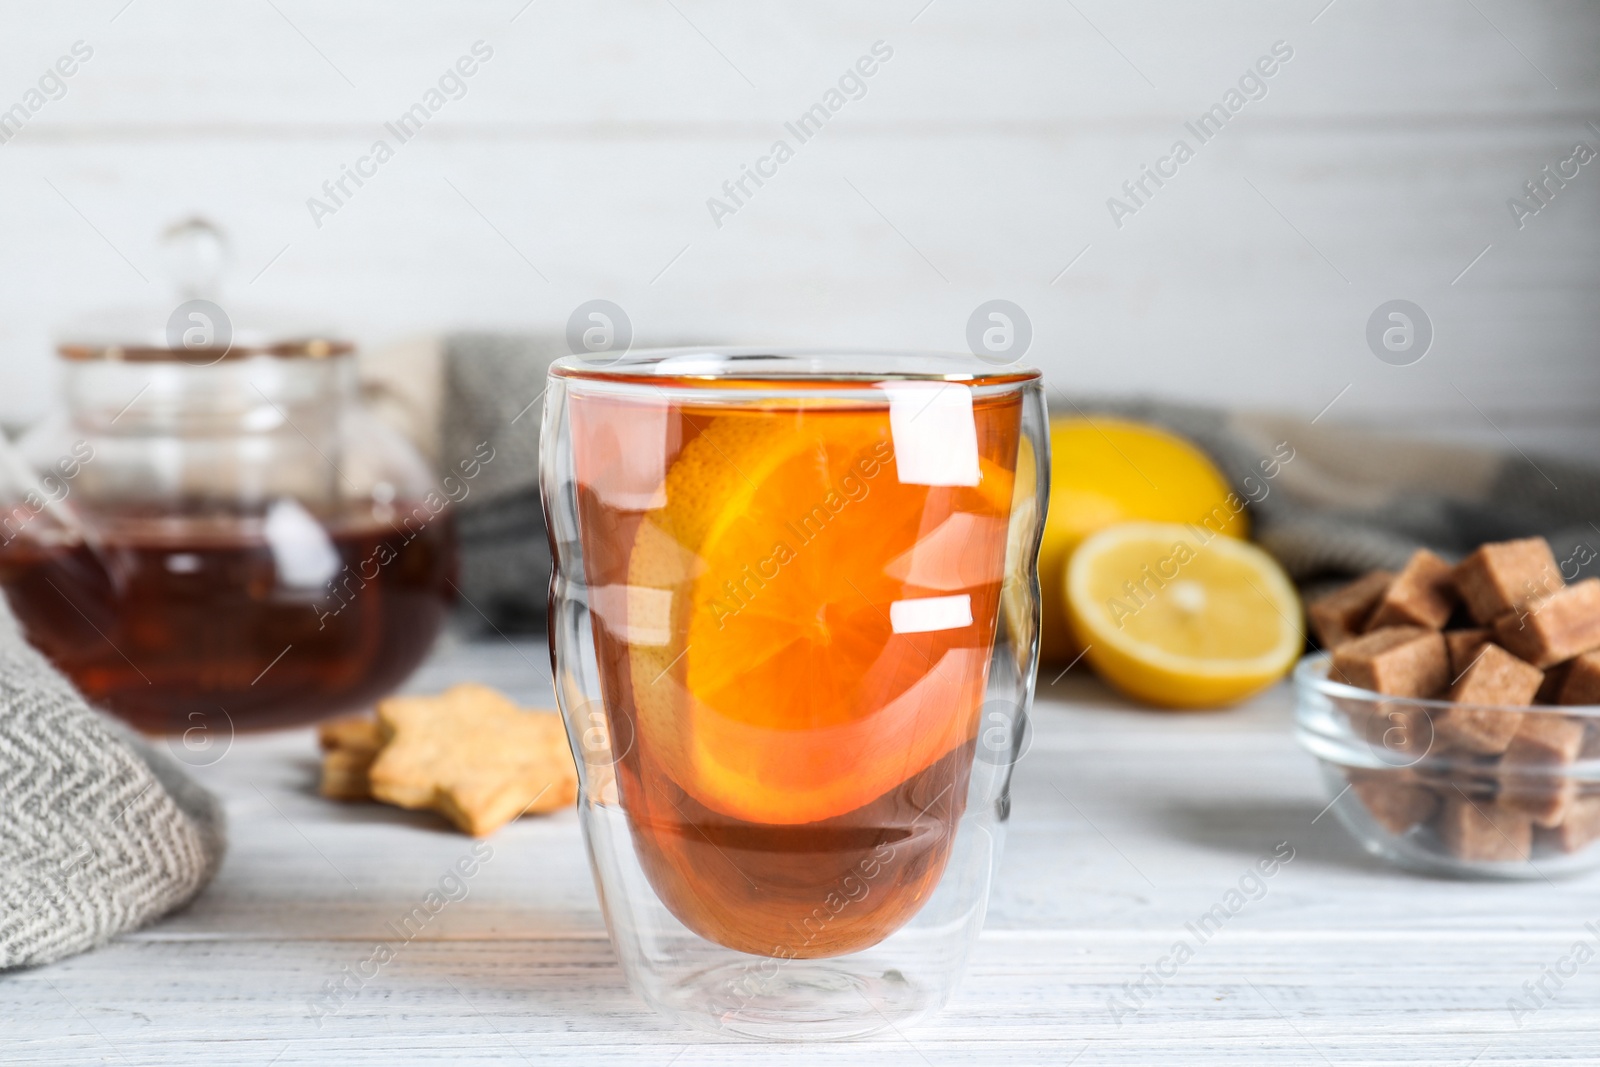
left=0, top=507, right=455, bottom=733
left=571, top=385, right=1021, bottom=958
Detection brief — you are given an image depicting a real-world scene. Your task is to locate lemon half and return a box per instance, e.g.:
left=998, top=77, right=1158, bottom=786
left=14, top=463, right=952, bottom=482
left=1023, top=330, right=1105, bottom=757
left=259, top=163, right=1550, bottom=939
left=1066, top=521, right=1301, bottom=709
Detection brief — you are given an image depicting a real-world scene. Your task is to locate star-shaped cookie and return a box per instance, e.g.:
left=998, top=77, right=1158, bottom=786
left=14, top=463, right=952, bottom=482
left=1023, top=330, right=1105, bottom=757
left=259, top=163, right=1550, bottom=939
left=318, top=715, right=385, bottom=801
left=368, top=683, right=578, bottom=836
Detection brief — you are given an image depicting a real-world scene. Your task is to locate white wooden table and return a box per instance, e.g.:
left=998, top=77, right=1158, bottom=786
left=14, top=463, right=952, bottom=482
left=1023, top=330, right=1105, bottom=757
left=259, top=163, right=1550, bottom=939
left=5, top=633, right=1596, bottom=1065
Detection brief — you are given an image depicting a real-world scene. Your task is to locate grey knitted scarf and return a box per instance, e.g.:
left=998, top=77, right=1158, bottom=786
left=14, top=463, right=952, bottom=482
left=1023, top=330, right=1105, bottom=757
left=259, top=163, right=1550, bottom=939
left=1087, top=396, right=1600, bottom=591
left=0, top=598, right=225, bottom=970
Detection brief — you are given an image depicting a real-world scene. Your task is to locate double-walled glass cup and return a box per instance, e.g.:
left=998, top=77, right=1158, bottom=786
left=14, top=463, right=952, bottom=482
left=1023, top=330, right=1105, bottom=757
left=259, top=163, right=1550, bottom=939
left=541, top=350, right=1048, bottom=1039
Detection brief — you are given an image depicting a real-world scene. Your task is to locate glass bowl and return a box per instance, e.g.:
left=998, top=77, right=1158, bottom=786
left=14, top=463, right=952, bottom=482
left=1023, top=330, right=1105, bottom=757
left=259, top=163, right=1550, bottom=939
left=1293, top=654, right=1600, bottom=880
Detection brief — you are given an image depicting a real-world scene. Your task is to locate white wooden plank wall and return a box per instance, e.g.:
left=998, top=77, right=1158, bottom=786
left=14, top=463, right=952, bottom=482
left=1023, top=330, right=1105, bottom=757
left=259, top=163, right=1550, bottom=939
left=0, top=1, right=1596, bottom=451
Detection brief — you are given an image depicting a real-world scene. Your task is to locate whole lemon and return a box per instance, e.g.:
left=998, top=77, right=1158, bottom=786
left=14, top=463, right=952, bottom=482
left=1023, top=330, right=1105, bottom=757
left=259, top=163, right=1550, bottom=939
left=1039, top=416, right=1247, bottom=663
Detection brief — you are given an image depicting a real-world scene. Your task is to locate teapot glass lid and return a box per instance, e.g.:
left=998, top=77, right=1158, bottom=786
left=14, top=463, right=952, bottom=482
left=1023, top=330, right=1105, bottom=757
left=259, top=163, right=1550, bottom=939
left=55, top=217, right=350, bottom=363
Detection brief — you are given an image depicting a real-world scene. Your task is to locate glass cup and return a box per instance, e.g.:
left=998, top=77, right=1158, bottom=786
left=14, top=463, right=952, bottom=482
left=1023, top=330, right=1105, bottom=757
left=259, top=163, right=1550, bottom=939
left=540, top=349, right=1048, bottom=1040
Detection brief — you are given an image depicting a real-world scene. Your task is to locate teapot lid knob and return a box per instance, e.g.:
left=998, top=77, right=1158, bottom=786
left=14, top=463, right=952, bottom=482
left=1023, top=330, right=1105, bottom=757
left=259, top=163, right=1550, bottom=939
left=160, top=216, right=230, bottom=302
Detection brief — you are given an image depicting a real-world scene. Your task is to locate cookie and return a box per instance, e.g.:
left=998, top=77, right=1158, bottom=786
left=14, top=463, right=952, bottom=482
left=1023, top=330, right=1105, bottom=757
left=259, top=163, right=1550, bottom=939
left=318, top=714, right=384, bottom=801
left=368, top=683, right=578, bottom=837
left=321, top=746, right=379, bottom=802
left=319, top=714, right=384, bottom=754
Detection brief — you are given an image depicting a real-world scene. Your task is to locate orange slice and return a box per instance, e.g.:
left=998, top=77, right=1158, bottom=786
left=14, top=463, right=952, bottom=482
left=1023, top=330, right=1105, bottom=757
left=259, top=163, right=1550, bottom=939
left=627, top=406, right=1015, bottom=825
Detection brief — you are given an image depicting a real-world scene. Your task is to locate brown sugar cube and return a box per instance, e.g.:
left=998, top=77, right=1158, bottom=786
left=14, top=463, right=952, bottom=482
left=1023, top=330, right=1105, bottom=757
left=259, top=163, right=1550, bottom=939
left=1369, top=703, right=1433, bottom=758
left=1336, top=696, right=1428, bottom=758
left=1307, top=571, right=1393, bottom=650
left=1501, top=775, right=1578, bottom=828
left=1453, top=537, right=1563, bottom=625
left=1417, top=753, right=1501, bottom=797
left=1536, top=659, right=1576, bottom=704
left=1331, top=627, right=1449, bottom=698
left=1368, top=550, right=1458, bottom=630
left=1444, top=629, right=1492, bottom=680
left=1503, top=711, right=1586, bottom=766
left=1538, top=796, right=1600, bottom=854
left=1347, top=769, right=1439, bottom=834
left=1494, top=578, right=1600, bottom=669
left=1553, top=651, right=1600, bottom=706
left=1336, top=697, right=1383, bottom=749
left=1433, top=794, right=1533, bottom=862
left=1449, top=643, right=1544, bottom=706
left=1499, top=711, right=1582, bottom=827
left=1432, top=705, right=1523, bottom=757
left=1434, top=645, right=1541, bottom=755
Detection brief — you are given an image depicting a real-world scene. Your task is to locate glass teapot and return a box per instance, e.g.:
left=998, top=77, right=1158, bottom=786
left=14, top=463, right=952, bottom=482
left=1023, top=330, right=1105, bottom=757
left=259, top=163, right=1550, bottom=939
left=0, top=220, right=457, bottom=734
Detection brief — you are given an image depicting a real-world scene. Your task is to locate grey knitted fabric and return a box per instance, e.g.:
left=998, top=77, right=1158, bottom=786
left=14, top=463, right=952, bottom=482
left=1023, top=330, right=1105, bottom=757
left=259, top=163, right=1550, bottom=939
left=442, top=333, right=568, bottom=632
left=441, top=333, right=725, bottom=631
left=432, top=342, right=1600, bottom=626
left=0, top=598, right=225, bottom=970
left=1086, top=396, right=1600, bottom=589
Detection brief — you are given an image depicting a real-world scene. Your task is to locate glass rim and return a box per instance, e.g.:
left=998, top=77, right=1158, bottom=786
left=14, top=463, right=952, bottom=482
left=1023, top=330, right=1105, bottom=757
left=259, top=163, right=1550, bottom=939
left=1295, top=651, right=1600, bottom=716
left=57, top=339, right=354, bottom=363
left=550, top=347, right=1042, bottom=387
